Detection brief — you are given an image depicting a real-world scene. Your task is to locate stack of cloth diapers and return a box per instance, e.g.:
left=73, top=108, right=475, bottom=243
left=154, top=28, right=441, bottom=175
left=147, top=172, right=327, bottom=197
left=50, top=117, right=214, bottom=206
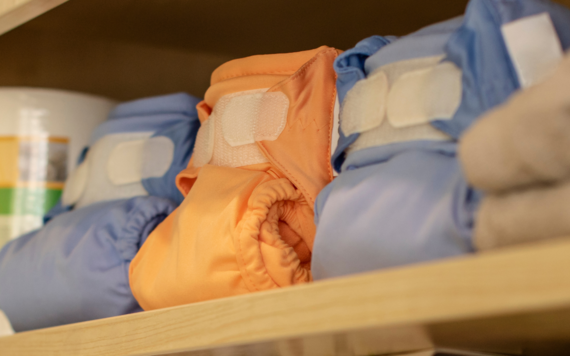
left=0, top=93, right=201, bottom=331
left=311, top=0, right=570, bottom=279
left=2, top=0, right=570, bottom=332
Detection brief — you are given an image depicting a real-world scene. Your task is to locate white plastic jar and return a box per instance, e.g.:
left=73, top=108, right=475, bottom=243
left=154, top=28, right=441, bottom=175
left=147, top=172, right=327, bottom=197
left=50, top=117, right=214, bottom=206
left=0, top=88, right=117, bottom=247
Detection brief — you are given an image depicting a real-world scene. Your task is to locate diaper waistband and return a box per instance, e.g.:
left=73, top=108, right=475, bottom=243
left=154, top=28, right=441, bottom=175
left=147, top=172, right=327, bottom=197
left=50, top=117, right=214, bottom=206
left=62, top=132, right=176, bottom=208
left=180, top=47, right=340, bottom=206
left=193, top=88, right=289, bottom=169
left=204, top=48, right=325, bottom=112
left=342, top=55, right=457, bottom=154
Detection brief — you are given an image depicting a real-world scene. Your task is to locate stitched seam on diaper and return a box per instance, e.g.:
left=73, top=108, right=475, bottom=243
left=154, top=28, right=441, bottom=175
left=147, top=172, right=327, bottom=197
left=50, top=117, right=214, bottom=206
left=326, top=79, right=337, bottom=180
left=217, top=69, right=300, bottom=82
left=260, top=48, right=338, bottom=206
left=259, top=145, right=312, bottom=206
left=270, top=49, right=329, bottom=90
left=236, top=208, right=263, bottom=292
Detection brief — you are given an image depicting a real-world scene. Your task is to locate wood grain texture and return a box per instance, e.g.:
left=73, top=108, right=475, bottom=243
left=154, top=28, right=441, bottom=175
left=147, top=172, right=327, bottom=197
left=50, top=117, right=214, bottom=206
left=0, top=0, right=66, bottom=35
left=2, top=239, right=570, bottom=356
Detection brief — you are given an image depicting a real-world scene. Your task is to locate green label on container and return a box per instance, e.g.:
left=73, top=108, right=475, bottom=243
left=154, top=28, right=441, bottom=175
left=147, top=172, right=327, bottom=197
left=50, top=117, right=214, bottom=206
left=0, top=187, right=62, bottom=215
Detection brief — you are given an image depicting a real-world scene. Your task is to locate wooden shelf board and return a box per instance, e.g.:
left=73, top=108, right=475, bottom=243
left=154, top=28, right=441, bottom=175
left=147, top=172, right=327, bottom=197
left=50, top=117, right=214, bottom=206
left=0, top=0, right=66, bottom=35
left=2, top=239, right=570, bottom=356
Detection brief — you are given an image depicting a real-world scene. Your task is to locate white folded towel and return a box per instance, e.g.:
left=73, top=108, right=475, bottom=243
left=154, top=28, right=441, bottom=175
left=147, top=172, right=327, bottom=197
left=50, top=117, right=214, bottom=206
left=475, top=181, right=570, bottom=250
left=0, top=309, right=14, bottom=336
left=460, top=53, right=570, bottom=193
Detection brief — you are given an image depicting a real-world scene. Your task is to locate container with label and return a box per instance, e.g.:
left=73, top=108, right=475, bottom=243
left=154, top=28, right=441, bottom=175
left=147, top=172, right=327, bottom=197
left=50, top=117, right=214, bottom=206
left=0, top=88, right=117, bottom=248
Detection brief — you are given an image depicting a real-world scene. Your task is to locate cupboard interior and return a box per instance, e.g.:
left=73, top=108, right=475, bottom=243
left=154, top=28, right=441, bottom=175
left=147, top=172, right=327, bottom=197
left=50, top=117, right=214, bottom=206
left=0, top=0, right=475, bottom=101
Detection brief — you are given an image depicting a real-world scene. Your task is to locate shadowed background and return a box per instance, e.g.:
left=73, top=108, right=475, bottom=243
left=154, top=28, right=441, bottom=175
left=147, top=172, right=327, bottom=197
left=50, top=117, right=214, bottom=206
left=0, top=0, right=567, bottom=100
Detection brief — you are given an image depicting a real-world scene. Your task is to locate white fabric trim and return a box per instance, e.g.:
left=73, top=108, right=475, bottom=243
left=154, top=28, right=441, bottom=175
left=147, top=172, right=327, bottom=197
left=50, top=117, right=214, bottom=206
left=347, top=114, right=450, bottom=155
left=193, top=88, right=289, bottom=168
left=341, top=55, right=453, bottom=154
left=502, top=13, right=563, bottom=88
left=107, top=139, right=145, bottom=185
left=331, top=95, right=340, bottom=176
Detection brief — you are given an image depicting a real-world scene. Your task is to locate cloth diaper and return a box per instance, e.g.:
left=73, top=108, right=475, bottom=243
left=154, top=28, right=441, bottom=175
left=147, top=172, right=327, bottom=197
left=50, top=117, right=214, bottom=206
left=313, top=0, right=570, bottom=279
left=130, top=47, right=340, bottom=309
left=0, top=93, right=201, bottom=331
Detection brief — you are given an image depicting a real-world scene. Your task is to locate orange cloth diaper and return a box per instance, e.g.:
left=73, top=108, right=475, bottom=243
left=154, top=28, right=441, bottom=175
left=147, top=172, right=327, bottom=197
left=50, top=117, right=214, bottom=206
left=129, top=46, right=340, bottom=309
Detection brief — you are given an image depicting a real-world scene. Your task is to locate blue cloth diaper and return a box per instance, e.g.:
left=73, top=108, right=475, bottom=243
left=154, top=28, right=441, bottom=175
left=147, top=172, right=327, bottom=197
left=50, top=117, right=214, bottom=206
left=316, top=0, right=570, bottom=279
left=0, top=93, right=201, bottom=331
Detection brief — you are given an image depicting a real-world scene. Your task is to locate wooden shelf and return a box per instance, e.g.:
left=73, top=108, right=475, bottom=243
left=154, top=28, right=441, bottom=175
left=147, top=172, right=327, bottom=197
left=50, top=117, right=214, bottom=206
left=0, top=0, right=66, bottom=35
left=3, top=1, right=570, bottom=356
left=2, top=239, right=570, bottom=356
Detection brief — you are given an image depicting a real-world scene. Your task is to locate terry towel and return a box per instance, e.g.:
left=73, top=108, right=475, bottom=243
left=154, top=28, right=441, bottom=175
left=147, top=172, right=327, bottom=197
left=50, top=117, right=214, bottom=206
left=460, top=53, right=570, bottom=193
left=459, top=53, right=570, bottom=250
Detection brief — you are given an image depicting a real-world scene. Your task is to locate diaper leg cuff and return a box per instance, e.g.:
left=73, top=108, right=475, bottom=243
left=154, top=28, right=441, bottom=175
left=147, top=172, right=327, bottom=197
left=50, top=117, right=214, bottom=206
left=236, top=178, right=313, bottom=292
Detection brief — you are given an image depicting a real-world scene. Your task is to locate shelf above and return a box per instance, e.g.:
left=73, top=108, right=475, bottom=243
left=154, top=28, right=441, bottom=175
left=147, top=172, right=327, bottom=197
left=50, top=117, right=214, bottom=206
left=2, top=239, right=570, bottom=356
left=0, top=0, right=66, bottom=35
left=1, top=0, right=569, bottom=101
left=0, top=0, right=469, bottom=101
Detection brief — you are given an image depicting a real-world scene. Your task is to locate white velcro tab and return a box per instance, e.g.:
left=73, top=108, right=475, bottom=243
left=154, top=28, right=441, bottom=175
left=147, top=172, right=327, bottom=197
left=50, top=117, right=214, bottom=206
left=342, top=56, right=454, bottom=154
left=387, top=61, right=462, bottom=128
left=502, top=13, right=563, bottom=88
left=193, top=88, right=289, bottom=169
left=141, top=136, right=174, bottom=179
left=193, top=118, right=215, bottom=168
left=210, top=107, right=269, bottom=168
left=220, top=89, right=289, bottom=146
left=253, top=92, right=289, bottom=141
left=221, top=92, right=258, bottom=146
left=61, top=160, right=89, bottom=206
left=73, top=132, right=151, bottom=209
left=107, top=139, right=145, bottom=185
left=341, top=71, right=388, bottom=136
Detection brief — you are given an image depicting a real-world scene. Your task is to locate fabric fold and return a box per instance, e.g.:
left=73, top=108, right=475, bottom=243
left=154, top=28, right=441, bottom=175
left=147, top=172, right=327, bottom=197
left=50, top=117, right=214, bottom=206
left=475, top=181, right=570, bottom=250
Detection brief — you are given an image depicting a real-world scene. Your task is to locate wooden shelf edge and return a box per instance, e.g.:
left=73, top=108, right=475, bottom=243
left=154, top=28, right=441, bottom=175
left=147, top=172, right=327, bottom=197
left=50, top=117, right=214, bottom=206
left=0, top=0, right=67, bottom=35
left=2, top=239, right=570, bottom=356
